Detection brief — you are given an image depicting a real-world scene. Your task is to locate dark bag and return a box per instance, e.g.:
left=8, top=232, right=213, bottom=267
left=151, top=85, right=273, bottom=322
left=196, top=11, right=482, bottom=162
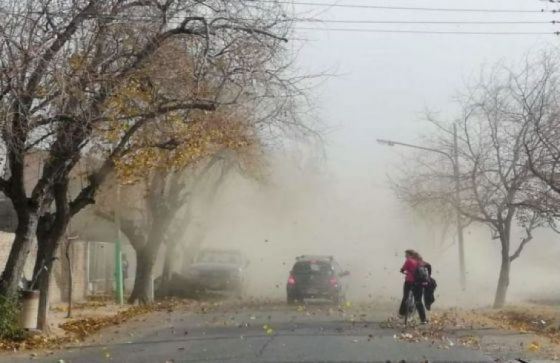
left=414, top=264, right=430, bottom=285
left=424, top=277, right=437, bottom=310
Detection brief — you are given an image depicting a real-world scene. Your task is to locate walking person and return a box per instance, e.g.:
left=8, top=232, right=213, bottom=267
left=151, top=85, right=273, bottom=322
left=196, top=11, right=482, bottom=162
left=398, top=249, right=428, bottom=324
left=398, top=250, right=418, bottom=316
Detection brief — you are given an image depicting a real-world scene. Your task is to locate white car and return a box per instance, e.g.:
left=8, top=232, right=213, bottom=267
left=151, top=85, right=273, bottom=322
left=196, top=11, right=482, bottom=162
left=185, top=249, right=249, bottom=297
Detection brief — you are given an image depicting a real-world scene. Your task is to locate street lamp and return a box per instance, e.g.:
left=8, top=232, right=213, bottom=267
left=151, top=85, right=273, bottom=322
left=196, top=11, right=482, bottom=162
left=377, top=124, right=466, bottom=290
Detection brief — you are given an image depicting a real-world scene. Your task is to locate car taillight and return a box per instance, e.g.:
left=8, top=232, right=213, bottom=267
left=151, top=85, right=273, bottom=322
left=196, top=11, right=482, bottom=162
left=329, top=277, right=338, bottom=286
left=288, top=275, right=296, bottom=285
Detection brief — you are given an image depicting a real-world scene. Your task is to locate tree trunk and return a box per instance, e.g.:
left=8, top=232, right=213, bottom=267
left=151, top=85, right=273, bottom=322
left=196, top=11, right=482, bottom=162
left=128, top=248, right=157, bottom=304
left=159, top=224, right=188, bottom=296
left=34, top=179, right=70, bottom=330
left=33, top=230, right=63, bottom=331
left=159, top=242, right=175, bottom=297
left=0, top=209, right=39, bottom=296
left=128, top=203, right=172, bottom=304
left=493, top=224, right=511, bottom=309
left=128, top=215, right=169, bottom=304
left=35, top=267, right=53, bottom=331
left=493, top=255, right=510, bottom=308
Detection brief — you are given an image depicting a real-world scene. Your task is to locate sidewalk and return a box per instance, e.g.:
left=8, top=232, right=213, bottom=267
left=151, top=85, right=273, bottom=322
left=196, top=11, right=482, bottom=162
left=0, top=297, right=197, bottom=354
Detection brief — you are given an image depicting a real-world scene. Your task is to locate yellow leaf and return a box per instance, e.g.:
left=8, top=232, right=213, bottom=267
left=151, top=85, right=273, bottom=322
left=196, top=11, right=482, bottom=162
left=528, top=341, right=540, bottom=352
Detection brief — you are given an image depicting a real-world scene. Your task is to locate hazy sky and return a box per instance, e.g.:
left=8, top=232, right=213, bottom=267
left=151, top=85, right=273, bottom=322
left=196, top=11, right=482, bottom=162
left=291, top=0, right=558, bottom=182
left=201, top=1, right=560, bottom=303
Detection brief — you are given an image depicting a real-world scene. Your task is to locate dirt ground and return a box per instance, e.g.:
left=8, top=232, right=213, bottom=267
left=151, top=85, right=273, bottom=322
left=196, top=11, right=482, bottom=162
left=431, top=303, right=560, bottom=360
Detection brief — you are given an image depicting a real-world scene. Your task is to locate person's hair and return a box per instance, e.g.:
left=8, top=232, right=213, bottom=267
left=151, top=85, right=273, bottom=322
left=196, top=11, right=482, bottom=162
left=405, top=249, right=423, bottom=262
left=404, top=249, right=416, bottom=257
left=412, top=251, right=423, bottom=262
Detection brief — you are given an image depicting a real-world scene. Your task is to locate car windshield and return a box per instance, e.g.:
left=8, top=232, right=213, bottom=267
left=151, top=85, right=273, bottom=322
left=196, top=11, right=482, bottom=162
left=293, top=261, right=333, bottom=275
left=196, top=251, right=242, bottom=264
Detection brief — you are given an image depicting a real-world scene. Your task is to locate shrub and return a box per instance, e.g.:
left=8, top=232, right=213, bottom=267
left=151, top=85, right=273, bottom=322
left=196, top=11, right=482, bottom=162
left=0, top=294, right=24, bottom=340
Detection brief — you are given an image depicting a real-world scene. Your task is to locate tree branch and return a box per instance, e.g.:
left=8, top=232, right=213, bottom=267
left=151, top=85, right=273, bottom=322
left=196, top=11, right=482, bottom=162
left=25, top=1, right=97, bottom=96
left=509, top=229, right=533, bottom=262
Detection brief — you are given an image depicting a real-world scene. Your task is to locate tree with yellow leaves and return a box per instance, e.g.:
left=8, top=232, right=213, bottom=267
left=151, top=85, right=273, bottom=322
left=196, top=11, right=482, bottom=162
left=95, top=109, right=260, bottom=304
left=0, top=0, right=312, bottom=330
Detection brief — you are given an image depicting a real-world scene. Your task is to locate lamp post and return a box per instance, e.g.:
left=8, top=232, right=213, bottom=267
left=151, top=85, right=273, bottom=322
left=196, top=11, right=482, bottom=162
left=377, top=124, right=466, bottom=290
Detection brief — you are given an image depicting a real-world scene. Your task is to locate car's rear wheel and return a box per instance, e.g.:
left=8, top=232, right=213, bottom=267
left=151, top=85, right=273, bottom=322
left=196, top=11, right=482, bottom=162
left=287, top=292, right=300, bottom=305
left=232, top=282, right=244, bottom=299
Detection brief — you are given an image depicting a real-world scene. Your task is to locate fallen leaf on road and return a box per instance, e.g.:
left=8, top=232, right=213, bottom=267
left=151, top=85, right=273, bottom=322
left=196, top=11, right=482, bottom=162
left=528, top=341, right=541, bottom=352
left=457, top=335, right=480, bottom=348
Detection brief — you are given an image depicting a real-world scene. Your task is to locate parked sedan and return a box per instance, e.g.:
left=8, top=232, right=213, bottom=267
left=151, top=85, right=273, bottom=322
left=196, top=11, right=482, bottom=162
left=185, top=249, right=249, bottom=297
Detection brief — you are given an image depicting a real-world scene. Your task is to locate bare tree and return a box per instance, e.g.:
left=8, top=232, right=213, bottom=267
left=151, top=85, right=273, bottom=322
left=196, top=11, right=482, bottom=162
left=0, top=0, right=313, bottom=330
left=394, top=59, right=556, bottom=308
left=522, top=54, right=560, bottom=216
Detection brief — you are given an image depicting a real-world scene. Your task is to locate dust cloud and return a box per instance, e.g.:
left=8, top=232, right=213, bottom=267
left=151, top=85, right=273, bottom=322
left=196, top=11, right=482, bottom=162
left=171, top=150, right=560, bottom=309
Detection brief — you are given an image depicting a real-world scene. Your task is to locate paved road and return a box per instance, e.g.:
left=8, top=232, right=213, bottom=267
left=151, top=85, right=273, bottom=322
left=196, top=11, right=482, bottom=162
left=2, top=301, right=537, bottom=363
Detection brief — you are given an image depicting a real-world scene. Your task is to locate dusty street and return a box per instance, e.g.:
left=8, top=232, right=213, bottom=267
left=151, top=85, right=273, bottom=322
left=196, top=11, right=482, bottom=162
left=0, top=299, right=551, bottom=363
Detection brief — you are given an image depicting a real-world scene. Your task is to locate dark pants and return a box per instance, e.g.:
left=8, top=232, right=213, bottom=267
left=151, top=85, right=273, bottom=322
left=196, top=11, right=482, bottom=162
left=398, top=282, right=427, bottom=322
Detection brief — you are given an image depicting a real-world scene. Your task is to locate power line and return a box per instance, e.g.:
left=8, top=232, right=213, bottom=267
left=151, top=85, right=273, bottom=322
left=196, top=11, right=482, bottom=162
left=80, top=14, right=560, bottom=26
left=27, top=12, right=560, bottom=27
left=84, top=14, right=560, bottom=25
left=299, top=19, right=559, bottom=25
left=261, top=1, right=555, bottom=14
left=296, top=27, right=556, bottom=35
left=0, top=5, right=556, bottom=24
left=0, top=8, right=555, bottom=36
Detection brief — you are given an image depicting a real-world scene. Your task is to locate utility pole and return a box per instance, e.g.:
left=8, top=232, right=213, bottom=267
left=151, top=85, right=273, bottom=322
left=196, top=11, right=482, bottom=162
left=114, top=183, right=124, bottom=304
left=453, top=124, right=466, bottom=290
left=377, top=136, right=467, bottom=290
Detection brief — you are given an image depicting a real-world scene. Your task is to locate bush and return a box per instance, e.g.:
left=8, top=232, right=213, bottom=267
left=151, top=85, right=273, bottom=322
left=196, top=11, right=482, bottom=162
left=0, top=295, right=24, bottom=340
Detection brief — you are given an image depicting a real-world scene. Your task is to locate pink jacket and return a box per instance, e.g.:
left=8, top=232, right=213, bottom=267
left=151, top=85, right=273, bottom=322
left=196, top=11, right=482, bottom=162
left=401, top=257, right=418, bottom=283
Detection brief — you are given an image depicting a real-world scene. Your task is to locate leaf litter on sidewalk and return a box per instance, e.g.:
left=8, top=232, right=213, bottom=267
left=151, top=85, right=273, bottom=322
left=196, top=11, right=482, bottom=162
left=0, top=298, right=196, bottom=353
